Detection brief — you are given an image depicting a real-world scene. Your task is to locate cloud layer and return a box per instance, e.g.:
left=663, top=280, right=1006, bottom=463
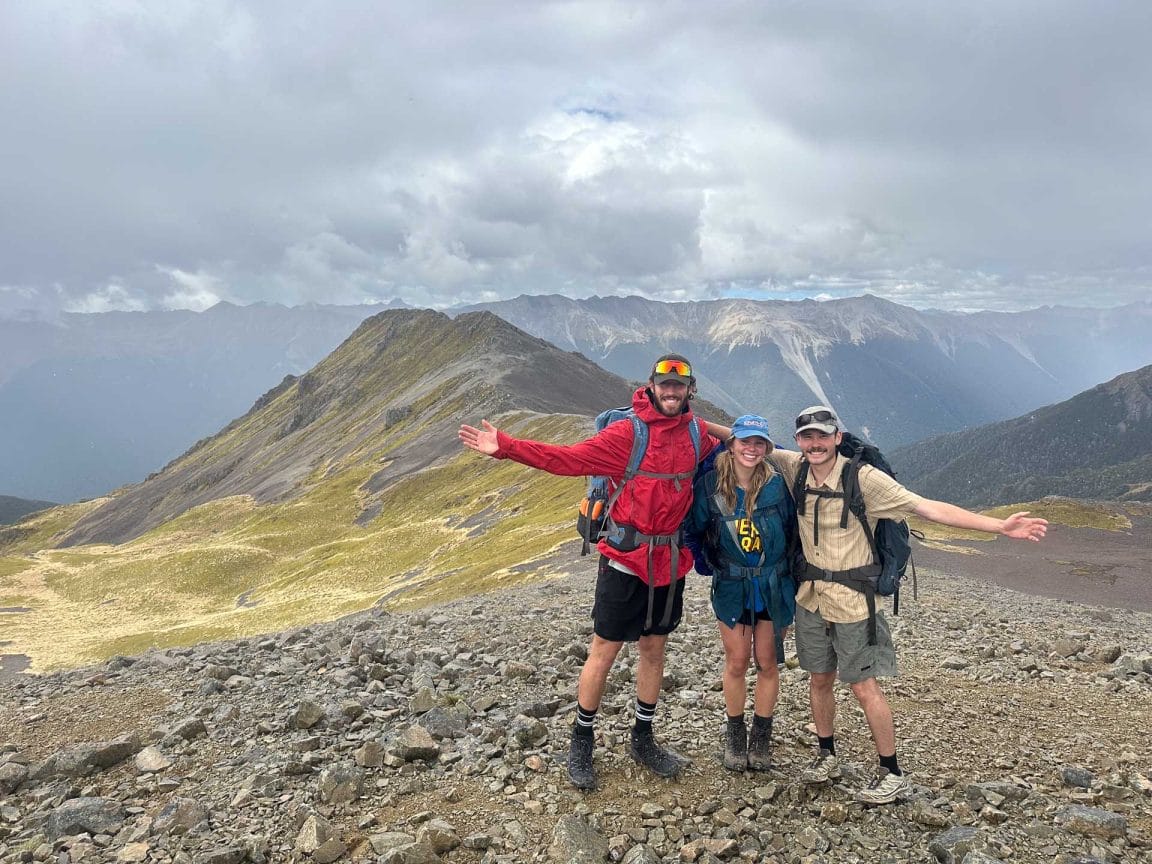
left=2, top=1, right=1149, bottom=315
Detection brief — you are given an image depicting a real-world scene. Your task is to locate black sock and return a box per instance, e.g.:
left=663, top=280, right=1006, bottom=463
left=879, top=753, right=901, bottom=776
left=818, top=735, right=836, bottom=755
left=634, top=699, right=656, bottom=735
left=727, top=713, right=745, bottom=727
left=573, top=703, right=596, bottom=738
left=752, top=714, right=773, bottom=733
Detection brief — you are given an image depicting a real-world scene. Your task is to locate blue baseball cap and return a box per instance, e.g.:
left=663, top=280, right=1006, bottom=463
left=730, top=414, right=773, bottom=447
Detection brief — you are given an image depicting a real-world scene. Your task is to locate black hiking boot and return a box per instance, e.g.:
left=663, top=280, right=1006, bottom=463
left=629, top=729, right=684, bottom=778
left=746, top=721, right=772, bottom=771
left=566, top=732, right=597, bottom=790
left=722, top=717, right=747, bottom=771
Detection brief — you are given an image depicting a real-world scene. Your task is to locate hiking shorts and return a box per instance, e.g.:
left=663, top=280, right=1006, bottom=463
left=794, top=604, right=897, bottom=684
left=592, top=555, right=685, bottom=642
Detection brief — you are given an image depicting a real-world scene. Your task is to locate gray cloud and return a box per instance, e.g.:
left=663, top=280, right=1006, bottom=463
left=1, top=0, right=1149, bottom=316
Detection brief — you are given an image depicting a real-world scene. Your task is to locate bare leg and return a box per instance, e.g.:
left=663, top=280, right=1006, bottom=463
left=750, top=620, right=779, bottom=718
left=577, top=634, right=624, bottom=710
left=809, top=670, right=837, bottom=737
left=717, top=622, right=752, bottom=716
left=634, top=633, right=668, bottom=703
left=850, top=676, right=896, bottom=756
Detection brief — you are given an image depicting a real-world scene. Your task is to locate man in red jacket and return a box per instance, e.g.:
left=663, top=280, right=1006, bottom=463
left=459, top=354, right=720, bottom=789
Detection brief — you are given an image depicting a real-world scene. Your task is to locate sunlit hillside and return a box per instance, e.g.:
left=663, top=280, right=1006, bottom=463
left=0, top=412, right=588, bottom=671
left=1, top=308, right=655, bottom=671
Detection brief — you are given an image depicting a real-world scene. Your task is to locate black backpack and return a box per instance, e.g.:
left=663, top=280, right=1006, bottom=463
left=790, top=431, right=920, bottom=644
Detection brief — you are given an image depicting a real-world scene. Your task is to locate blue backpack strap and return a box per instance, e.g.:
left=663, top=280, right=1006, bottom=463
left=624, top=414, right=649, bottom=481
left=688, top=417, right=703, bottom=465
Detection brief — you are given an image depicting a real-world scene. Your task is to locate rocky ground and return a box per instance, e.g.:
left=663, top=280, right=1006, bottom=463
left=1, top=560, right=1151, bottom=864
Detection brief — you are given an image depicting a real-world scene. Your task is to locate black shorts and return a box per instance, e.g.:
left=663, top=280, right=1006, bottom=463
left=592, top=555, right=685, bottom=642
left=732, top=608, right=772, bottom=627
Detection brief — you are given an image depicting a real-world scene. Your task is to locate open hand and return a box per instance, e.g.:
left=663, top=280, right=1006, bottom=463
left=1001, top=512, right=1048, bottom=542
left=458, top=419, right=499, bottom=456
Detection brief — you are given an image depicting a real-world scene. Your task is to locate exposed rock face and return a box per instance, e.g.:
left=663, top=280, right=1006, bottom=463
left=1, top=564, right=1150, bottom=863
left=463, top=294, right=1152, bottom=453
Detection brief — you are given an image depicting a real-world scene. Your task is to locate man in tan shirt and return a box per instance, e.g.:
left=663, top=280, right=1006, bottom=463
left=768, top=405, right=1048, bottom=805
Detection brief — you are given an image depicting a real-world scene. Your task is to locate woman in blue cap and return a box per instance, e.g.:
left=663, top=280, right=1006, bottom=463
left=684, top=414, right=796, bottom=771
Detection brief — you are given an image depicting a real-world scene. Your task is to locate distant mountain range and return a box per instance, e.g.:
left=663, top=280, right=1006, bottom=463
left=893, top=364, right=1152, bottom=508
left=459, top=294, right=1152, bottom=452
left=4, top=295, right=1151, bottom=502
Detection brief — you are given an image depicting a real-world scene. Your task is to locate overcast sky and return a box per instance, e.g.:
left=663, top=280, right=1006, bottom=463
left=2, top=1, right=1149, bottom=316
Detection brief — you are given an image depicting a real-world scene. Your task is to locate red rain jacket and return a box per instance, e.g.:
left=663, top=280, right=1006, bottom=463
left=494, top=386, right=718, bottom=586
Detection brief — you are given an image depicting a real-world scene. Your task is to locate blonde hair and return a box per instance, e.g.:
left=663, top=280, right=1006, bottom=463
left=714, top=444, right=775, bottom=514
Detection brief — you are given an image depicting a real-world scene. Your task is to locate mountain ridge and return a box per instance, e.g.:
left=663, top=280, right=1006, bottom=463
left=59, top=308, right=639, bottom=547
left=892, top=364, right=1152, bottom=507
left=457, top=294, right=1152, bottom=449
left=5, top=294, right=1152, bottom=502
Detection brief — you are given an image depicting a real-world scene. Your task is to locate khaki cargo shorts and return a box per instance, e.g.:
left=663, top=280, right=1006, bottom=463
left=794, top=604, right=897, bottom=683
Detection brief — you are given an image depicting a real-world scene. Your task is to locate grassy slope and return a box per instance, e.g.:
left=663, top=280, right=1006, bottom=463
left=0, top=414, right=586, bottom=671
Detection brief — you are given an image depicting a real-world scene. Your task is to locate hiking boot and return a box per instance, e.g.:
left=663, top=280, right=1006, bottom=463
left=629, top=729, right=683, bottom=778
left=566, top=732, right=597, bottom=790
left=722, top=718, right=747, bottom=772
left=746, top=722, right=772, bottom=771
left=855, top=768, right=911, bottom=805
left=800, top=748, right=840, bottom=784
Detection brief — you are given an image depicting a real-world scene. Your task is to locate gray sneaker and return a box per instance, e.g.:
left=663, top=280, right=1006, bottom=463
left=722, top=718, right=747, bottom=772
left=629, top=729, right=684, bottom=778
left=800, top=748, right=840, bottom=784
left=855, top=768, right=911, bottom=804
left=746, top=722, right=772, bottom=771
left=566, top=732, right=597, bottom=790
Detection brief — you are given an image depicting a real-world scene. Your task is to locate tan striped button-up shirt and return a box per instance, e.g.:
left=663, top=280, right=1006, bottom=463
left=770, top=449, right=924, bottom=623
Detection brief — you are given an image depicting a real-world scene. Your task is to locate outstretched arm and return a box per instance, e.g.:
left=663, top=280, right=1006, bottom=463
left=913, top=499, right=1048, bottom=542
left=458, top=417, right=633, bottom=476
left=458, top=420, right=499, bottom=456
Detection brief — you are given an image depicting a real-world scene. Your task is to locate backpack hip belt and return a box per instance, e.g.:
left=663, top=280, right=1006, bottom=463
left=715, top=561, right=782, bottom=582
left=799, top=562, right=883, bottom=645
left=715, top=564, right=761, bottom=582
left=606, top=525, right=684, bottom=631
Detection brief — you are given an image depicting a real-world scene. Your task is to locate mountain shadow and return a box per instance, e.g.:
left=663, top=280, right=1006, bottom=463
left=0, top=495, right=55, bottom=525
left=891, top=364, right=1152, bottom=508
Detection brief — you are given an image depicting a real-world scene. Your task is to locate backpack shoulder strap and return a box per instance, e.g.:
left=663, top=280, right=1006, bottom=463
left=838, top=448, right=864, bottom=528
left=624, top=416, right=702, bottom=493
left=708, top=477, right=766, bottom=568
left=623, top=414, right=649, bottom=481
left=688, top=417, right=703, bottom=465
left=600, top=415, right=648, bottom=523
left=791, top=460, right=810, bottom=515
left=841, top=459, right=880, bottom=565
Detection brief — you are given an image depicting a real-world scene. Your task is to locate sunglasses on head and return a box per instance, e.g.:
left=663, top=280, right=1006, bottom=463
left=653, top=359, right=692, bottom=377
left=795, top=410, right=836, bottom=428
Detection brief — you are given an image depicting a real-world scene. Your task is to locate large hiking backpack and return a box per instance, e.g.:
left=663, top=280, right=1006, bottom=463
left=790, top=431, right=920, bottom=644
left=576, top=406, right=703, bottom=556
